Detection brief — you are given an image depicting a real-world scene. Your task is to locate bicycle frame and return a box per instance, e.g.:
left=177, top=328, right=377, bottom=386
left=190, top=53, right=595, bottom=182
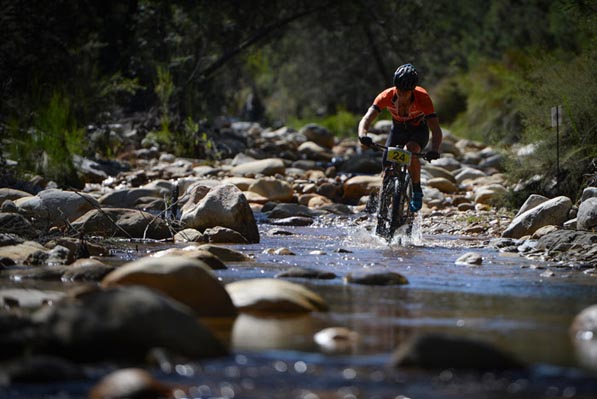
left=367, top=142, right=425, bottom=241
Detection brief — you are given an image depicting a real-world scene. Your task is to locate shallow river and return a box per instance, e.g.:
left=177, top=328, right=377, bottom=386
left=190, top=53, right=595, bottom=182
left=3, top=214, right=597, bottom=399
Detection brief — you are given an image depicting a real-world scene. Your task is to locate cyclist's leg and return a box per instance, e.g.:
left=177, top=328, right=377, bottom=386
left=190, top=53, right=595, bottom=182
left=404, top=123, right=429, bottom=212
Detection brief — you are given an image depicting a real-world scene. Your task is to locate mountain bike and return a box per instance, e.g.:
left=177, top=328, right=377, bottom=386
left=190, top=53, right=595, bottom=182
left=366, top=142, right=426, bottom=241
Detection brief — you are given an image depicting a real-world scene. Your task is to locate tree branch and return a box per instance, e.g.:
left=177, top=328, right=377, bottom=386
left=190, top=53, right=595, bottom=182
left=184, top=3, right=333, bottom=87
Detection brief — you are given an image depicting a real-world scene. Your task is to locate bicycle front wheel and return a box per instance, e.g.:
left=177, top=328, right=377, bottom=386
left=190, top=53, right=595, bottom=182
left=375, top=173, right=398, bottom=240
left=393, top=172, right=413, bottom=228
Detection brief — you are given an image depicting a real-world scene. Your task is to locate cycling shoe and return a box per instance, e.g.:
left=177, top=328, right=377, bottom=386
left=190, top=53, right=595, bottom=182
left=409, top=191, right=423, bottom=212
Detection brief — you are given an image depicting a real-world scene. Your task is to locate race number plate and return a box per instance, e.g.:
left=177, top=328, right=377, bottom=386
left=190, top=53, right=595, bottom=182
left=387, top=147, right=412, bottom=166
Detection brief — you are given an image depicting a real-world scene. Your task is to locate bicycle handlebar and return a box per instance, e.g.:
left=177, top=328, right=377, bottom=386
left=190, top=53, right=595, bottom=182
left=365, top=141, right=426, bottom=158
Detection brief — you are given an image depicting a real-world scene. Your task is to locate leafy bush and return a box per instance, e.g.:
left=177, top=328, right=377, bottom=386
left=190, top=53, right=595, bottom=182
left=4, top=93, right=84, bottom=188
left=447, top=53, right=526, bottom=144
left=288, top=108, right=361, bottom=138
left=504, top=50, right=597, bottom=203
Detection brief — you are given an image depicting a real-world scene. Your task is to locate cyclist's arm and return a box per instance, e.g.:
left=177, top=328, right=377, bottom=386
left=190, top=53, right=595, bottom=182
left=426, top=115, right=443, bottom=152
left=358, top=106, right=379, bottom=138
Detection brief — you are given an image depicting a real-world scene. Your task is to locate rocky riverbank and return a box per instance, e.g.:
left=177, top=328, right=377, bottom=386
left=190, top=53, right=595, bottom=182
left=1, top=119, right=596, bottom=396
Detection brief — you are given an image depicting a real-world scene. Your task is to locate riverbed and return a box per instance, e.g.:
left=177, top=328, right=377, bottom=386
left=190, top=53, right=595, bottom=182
left=2, top=213, right=597, bottom=399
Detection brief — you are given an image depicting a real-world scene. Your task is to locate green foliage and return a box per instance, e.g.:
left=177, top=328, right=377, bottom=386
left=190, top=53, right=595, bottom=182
left=503, top=49, right=597, bottom=202
left=288, top=108, right=360, bottom=138
left=5, top=93, right=84, bottom=188
left=448, top=53, right=526, bottom=144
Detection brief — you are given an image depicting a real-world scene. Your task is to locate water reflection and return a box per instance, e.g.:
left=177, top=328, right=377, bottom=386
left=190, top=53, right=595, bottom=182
left=231, top=313, right=325, bottom=352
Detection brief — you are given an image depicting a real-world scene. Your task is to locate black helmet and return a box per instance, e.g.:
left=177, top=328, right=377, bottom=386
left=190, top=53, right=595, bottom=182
left=393, top=63, right=419, bottom=91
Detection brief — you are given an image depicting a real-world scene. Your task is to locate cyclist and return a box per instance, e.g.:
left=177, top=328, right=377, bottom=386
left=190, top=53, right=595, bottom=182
left=357, top=63, right=443, bottom=212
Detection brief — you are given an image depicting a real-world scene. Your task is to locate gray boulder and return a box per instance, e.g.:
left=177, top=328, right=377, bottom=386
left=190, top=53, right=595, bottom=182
left=502, top=196, right=572, bottom=238
left=577, top=197, right=597, bottom=231
left=181, top=184, right=259, bottom=243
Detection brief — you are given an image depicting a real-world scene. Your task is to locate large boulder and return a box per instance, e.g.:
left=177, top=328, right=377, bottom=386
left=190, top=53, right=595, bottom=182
left=32, top=286, right=227, bottom=361
left=14, top=189, right=99, bottom=228
left=102, top=256, right=236, bottom=317
left=502, top=196, right=572, bottom=238
left=71, top=208, right=172, bottom=239
left=180, top=184, right=259, bottom=243
left=577, top=197, right=597, bottom=231
left=225, top=278, right=329, bottom=314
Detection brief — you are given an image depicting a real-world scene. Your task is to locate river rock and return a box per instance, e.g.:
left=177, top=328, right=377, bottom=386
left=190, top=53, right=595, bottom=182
left=0, top=212, right=40, bottom=239
left=197, top=244, right=252, bottom=262
left=98, top=188, right=162, bottom=208
left=314, top=327, right=360, bottom=353
left=269, top=216, right=314, bottom=226
left=174, top=228, right=204, bottom=243
left=299, top=123, right=335, bottom=149
left=231, top=313, right=320, bottom=351
left=474, top=184, right=508, bottom=205
left=0, top=188, right=32, bottom=205
left=89, top=368, right=173, bottom=399
left=0, top=288, right=64, bottom=308
left=430, top=157, right=461, bottom=171
left=181, top=184, right=259, bottom=243
left=337, top=154, right=382, bottom=174
left=275, top=267, right=336, bottom=280
left=248, top=178, right=294, bottom=202
left=427, top=177, right=459, bottom=194
left=580, top=187, right=597, bottom=202
left=454, top=168, right=486, bottom=184
left=391, top=333, right=524, bottom=370
left=502, top=196, right=573, bottom=239
left=222, top=176, right=258, bottom=191
left=150, top=248, right=227, bottom=270
left=44, top=237, right=107, bottom=258
left=577, top=197, right=597, bottom=231
left=515, top=194, right=549, bottom=218
left=423, top=164, right=456, bottom=182
left=225, top=278, right=329, bottom=313
left=230, top=158, right=285, bottom=176
left=70, top=208, right=172, bottom=239
left=61, top=258, right=115, bottom=282
left=102, top=256, right=236, bottom=317
left=203, top=226, right=248, bottom=243
left=32, top=286, right=228, bottom=361
left=298, top=141, right=332, bottom=161
left=14, top=189, right=100, bottom=228
left=344, top=271, right=409, bottom=286
left=342, top=175, right=381, bottom=202
left=0, top=241, right=48, bottom=264
left=455, top=252, right=483, bottom=266
left=266, top=203, right=323, bottom=219
left=571, top=305, right=597, bottom=337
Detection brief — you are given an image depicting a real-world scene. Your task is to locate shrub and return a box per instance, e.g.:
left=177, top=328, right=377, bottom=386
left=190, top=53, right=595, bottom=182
left=4, top=92, right=84, bottom=188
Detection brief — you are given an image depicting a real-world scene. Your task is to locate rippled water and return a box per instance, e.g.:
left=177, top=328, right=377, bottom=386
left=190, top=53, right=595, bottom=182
left=3, top=213, right=597, bottom=398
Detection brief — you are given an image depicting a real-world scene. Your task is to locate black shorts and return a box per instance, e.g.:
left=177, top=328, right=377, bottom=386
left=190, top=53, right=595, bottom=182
left=386, top=120, right=430, bottom=149
left=382, top=120, right=429, bottom=166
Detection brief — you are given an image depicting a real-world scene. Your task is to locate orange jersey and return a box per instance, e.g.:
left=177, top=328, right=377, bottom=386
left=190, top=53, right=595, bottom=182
left=372, top=86, right=435, bottom=125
